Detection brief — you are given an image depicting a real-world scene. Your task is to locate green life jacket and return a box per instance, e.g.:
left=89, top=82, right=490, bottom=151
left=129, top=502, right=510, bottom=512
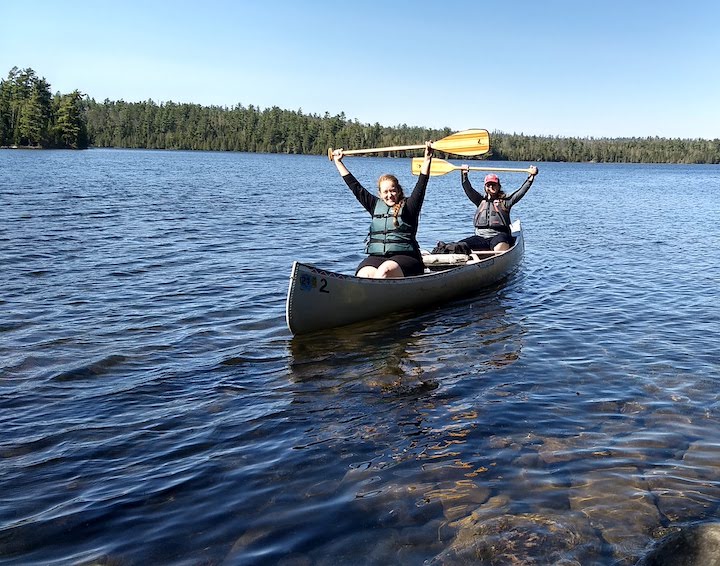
left=366, top=200, right=415, bottom=255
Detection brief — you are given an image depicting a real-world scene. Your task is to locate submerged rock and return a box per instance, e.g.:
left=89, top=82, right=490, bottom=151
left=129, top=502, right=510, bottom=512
left=637, top=523, right=720, bottom=566
left=430, top=497, right=602, bottom=565
left=568, top=466, right=660, bottom=558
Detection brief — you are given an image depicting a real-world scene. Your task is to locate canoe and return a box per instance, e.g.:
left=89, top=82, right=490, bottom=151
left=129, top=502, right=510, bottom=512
left=286, top=220, right=524, bottom=335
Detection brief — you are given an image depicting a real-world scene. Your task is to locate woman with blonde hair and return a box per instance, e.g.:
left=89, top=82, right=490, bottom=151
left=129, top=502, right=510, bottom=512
left=331, top=142, right=433, bottom=278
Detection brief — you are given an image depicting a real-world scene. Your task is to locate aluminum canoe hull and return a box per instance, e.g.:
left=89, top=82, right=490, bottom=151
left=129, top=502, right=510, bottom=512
left=286, top=222, right=524, bottom=335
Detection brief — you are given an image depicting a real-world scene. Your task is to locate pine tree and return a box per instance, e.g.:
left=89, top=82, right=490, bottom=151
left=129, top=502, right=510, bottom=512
left=52, top=90, right=88, bottom=149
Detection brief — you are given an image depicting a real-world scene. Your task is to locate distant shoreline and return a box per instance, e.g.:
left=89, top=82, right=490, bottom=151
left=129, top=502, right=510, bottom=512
left=3, top=63, right=719, bottom=163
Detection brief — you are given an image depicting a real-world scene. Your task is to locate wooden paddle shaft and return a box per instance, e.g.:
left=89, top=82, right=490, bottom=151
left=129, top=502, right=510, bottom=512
left=328, top=144, right=428, bottom=160
left=466, top=166, right=533, bottom=173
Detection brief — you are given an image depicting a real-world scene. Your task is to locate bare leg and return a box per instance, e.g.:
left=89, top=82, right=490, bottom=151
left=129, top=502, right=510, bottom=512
left=493, top=242, right=510, bottom=252
left=373, top=260, right=404, bottom=278
left=356, top=266, right=379, bottom=278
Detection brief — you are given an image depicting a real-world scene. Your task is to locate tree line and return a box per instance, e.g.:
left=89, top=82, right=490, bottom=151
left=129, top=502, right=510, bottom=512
left=0, top=67, right=88, bottom=149
left=3, top=67, right=720, bottom=164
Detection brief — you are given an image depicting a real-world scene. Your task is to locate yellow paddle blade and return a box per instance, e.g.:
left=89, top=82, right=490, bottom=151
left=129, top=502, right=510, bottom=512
left=411, top=157, right=457, bottom=176
left=432, top=129, right=490, bottom=156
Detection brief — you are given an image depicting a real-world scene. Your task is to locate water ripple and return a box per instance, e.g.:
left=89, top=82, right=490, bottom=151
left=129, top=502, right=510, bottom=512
left=1, top=151, right=719, bottom=564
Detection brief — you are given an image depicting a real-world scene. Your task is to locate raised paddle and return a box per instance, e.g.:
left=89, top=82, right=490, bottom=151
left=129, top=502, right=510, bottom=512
left=411, top=157, right=535, bottom=177
left=327, top=129, right=490, bottom=160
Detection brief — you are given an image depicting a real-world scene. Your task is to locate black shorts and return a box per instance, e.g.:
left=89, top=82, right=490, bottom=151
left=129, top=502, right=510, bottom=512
left=356, top=253, right=424, bottom=276
left=460, top=233, right=514, bottom=251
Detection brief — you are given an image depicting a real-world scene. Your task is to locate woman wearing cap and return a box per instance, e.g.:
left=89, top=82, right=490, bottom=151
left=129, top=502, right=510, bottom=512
left=458, top=165, right=539, bottom=251
left=331, top=142, right=434, bottom=278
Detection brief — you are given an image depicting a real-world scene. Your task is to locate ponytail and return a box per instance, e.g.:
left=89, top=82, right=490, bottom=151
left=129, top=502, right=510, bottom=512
left=391, top=199, right=406, bottom=227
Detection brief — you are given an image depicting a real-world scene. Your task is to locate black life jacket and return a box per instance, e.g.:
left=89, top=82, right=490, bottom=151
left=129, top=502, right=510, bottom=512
left=473, top=198, right=511, bottom=231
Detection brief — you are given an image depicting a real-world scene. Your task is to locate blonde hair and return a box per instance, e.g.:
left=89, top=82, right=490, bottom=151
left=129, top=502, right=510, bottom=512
left=377, top=174, right=405, bottom=227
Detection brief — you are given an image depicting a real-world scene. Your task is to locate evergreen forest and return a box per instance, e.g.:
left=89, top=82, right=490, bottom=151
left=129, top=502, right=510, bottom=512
left=0, top=67, right=88, bottom=149
left=2, top=67, right=720, bottom=164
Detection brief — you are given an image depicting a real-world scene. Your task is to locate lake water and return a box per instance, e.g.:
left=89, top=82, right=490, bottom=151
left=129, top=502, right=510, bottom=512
left=1, top=148, right=719, bottom=565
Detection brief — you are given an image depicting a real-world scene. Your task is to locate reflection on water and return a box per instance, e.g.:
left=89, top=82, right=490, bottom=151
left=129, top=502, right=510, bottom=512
left=288, top=283, right=524, bottom=384
left=276, top=289, right=550, bottom=563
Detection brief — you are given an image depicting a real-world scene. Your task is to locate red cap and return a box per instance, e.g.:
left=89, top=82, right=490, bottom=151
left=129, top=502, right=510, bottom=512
left=484, top=174, right=500, bottom=185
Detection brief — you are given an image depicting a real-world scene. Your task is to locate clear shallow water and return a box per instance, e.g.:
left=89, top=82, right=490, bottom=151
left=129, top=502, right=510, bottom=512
left=1, top=149, right=719, bottom=565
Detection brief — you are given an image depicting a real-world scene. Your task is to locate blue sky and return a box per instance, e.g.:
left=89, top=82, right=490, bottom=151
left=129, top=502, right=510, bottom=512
left=3, top=0, right=719, bottom=139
